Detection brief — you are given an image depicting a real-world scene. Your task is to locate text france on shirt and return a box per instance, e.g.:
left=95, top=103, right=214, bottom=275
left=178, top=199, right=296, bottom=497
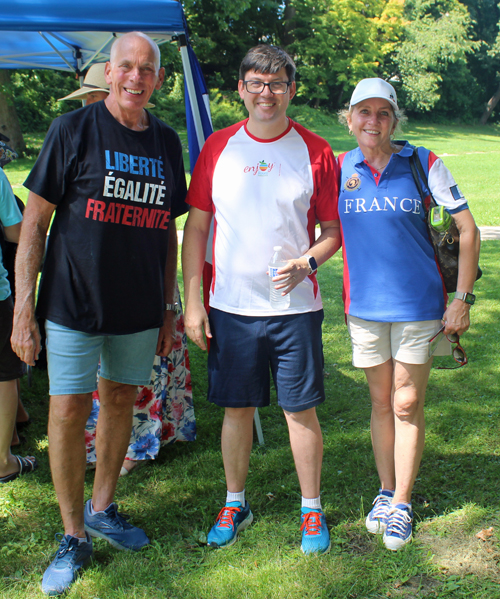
left=85, top=150, right=171, bottom=229
left=342, top=196, right=423, bottom=215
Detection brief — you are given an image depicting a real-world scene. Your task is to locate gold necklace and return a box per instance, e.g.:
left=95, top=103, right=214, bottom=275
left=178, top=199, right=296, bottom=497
left=374, top=161, right=389, bottom=172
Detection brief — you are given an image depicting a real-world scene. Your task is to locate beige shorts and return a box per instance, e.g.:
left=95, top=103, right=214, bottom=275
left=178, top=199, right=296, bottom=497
left=346, top=315, right=451, bottom=368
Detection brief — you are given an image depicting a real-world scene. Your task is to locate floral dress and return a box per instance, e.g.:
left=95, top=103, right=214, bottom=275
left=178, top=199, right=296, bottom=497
left=85, top=284, right=196, bottom=464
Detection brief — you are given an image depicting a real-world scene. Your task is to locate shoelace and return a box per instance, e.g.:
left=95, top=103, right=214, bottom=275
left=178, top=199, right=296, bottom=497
left=102, top=505, right=133, bottom=531
left=300, top=512, right=322, bottom=536
left=370, top=494, right=391, bottom=519
left=386, top=507, right=412, bottom=535
left=215, top=506, right=241, bottom=529
left=51, top=534, right=80, bottom=565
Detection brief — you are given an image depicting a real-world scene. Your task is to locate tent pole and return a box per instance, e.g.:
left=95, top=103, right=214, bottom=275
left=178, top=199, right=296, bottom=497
left=38, top=32, right=76, bottom=71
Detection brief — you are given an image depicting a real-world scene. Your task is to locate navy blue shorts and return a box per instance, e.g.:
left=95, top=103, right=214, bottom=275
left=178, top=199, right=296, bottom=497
left=207, top=308, right=325, bottom=413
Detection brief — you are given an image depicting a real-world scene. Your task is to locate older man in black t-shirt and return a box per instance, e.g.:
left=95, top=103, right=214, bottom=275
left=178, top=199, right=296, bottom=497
left=11, top=32, right=188, bottom=596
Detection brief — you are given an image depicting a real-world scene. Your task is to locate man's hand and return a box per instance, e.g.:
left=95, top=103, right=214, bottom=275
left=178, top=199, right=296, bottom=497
left=11, top=315, right=41, bottom=367
left=270, top=257, right=310, bottom=295
left=155, top=310, right=176, bottom=356
left=11, top=192, right=55, bottom=367
left=184, top=301, right=212, bottom=351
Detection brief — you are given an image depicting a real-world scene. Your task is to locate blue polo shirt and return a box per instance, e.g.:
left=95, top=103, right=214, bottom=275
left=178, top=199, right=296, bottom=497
left=337, top=142, right=468, bottom=322
left=0, top=169, right=22, bottom=301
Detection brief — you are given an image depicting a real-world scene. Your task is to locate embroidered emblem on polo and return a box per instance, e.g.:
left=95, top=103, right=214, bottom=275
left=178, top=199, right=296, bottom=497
left=345, top=174, right=361, bottom=191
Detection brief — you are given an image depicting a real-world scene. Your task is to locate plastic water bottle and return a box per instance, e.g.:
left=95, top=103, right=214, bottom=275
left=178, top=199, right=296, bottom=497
left=269, top=246, right=290, bottom=310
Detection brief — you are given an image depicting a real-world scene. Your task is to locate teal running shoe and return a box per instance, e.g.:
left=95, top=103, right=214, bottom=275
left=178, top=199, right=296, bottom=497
left=207, top=501, right=253, bottom=548
left=300, top=508, right=331, bottom=554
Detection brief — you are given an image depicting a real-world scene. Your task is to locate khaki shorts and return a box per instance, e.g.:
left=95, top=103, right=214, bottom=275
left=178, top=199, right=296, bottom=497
left=346, top=315, right=451, bottom=368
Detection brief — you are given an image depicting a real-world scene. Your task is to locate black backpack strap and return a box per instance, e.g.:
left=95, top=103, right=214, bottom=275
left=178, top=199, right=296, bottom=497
left=409, top=149, right=426, bottom=213
left=409, top=147, right=436, bottom=216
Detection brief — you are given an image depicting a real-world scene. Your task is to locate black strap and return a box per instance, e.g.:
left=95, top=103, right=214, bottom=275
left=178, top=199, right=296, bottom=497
left=409, top=147, right=435, bottom=216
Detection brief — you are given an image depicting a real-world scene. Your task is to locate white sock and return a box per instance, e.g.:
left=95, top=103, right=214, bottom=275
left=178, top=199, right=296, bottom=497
left=226, top=490, right=245, bottom=505
left=302, top=496, right=322, bottom=510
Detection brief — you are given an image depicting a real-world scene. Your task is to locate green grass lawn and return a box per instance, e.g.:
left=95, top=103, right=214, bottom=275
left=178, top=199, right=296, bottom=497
left=1, top=243, right=498, bottom=598
left=1, top=119, right=499, bottom=598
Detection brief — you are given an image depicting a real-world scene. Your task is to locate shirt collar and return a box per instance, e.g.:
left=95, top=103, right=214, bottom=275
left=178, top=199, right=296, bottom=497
left=351, top=140, right=413, bottom=166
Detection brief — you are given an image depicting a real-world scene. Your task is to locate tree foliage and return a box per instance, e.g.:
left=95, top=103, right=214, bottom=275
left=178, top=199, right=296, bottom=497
left=393, top=0, right=481, bottom=115
left=286, top=0, right=404, bottom=109
left=3, top=0, right=500, bottom=143
left=183, top=0, right=282, bottom=88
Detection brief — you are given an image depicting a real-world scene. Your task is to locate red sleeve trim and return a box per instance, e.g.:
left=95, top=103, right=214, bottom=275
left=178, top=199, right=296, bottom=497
left=186, top=122, right=245, bottom=212
left=292, top=121, right=339, bottom=231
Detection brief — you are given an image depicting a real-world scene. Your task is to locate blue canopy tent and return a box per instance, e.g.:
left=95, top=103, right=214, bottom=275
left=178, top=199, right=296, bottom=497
left=0, top=0, right=213, bottom=169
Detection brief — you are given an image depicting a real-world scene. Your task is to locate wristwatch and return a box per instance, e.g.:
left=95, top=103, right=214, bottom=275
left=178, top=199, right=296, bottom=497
left=303, top=254, right=318, bottom=275
left=454, top=292, right=475, bottom=306
left=164, top=302, right=179, bottom=312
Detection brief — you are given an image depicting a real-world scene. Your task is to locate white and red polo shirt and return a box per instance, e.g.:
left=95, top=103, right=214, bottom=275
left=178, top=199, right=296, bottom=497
left=186, top=118, right=339, bottom=316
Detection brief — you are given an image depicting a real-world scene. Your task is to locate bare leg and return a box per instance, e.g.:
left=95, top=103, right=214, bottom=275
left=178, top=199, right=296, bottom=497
left=11, top=383, right=29, bottom=445
left=221, top=407, right=255, bottom=493
left=121, top=459, right=141, bottom=474
left=284, top=407, right=323, bottom=499
left=92, top=378, right=138, bottom=511
left=16, top=386, right=30, bottom=423
left=48, top=393, right=93, bottom=537
left=392, top=360, right=432, bottom=504
left=364, top=360, right=396, bottom=491
left=0, top=379, right=21, bottom=477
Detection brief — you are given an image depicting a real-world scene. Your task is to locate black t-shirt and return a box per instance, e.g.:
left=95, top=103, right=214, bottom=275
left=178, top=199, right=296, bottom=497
left=25, top=101, right=188, bottom=335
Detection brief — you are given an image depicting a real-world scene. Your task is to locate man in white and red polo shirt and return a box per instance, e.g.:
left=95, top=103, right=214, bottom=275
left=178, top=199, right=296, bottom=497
left=182, top=45, right=341, bottom=554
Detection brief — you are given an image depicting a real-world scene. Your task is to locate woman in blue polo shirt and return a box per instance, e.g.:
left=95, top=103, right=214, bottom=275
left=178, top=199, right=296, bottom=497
left=336, top=78, right=480, bottom=550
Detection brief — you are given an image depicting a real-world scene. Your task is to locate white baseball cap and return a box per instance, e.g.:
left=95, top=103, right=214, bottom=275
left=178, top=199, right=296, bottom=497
left=350, top=78, right=399, bottom=111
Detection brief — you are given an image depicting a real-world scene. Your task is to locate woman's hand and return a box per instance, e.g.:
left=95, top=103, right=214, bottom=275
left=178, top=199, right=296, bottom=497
left=442, top=299, right=470, bottom=336
left=442, top=208, right=480, bottom=337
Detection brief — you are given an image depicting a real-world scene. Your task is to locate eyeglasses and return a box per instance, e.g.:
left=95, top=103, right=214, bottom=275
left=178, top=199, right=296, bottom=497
left=428, top=326, right=468, bottom=369
left=243, top=80, right=292, bottom=94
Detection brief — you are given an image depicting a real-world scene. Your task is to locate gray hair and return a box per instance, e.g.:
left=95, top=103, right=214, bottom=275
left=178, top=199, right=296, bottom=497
left=110, top=32, right=161, bottom=73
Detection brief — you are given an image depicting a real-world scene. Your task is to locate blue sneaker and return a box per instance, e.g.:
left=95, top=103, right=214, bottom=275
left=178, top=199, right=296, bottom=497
left=41, top=533, right=93, bottom=596
left=84, top=500, right=149, bottom=551
left=300, top=508, right=331, bottom=554
left=365, top=489, right=394, bottom=534
left=383, top=503, right=413, bottom=551
left=207, top=501, right=253, bottom=548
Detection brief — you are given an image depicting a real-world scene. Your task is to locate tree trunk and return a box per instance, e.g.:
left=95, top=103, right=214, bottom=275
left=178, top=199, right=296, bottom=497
left=0, top=70, right=26, bottom=155
left=480, top=81, right=500, bottom=125
left=282, top=0, right=297, bottom=49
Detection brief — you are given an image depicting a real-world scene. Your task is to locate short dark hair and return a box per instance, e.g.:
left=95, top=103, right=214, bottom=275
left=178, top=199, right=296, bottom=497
left=239, top=45, right=296, bottom=82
